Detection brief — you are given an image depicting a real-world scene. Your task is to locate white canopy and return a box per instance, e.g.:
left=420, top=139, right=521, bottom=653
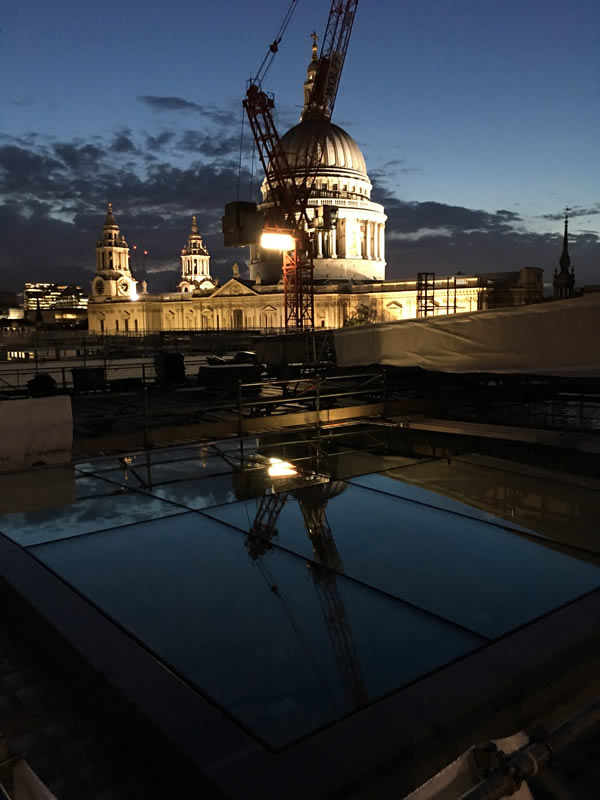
left=334, top=294, right=600, bottom=377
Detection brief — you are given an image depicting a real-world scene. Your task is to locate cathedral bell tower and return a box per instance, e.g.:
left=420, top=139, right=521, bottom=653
left=178, top=216, right=215, bottom=292
left=91, top=203, right=137, bottom=301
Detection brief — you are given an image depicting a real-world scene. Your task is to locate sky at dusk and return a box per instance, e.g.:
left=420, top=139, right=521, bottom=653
left=1, top=0, right=599, bottom=292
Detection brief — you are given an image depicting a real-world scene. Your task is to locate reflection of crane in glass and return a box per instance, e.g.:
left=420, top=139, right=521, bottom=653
left=246, top=480, right=368, bottom=710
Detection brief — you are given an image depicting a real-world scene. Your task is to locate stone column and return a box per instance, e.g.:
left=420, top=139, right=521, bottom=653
left=366, top=221, right=371, bottom=259
left=317, top=231, right=323, bottom=258
left=373, top=223, right=379, bottom=260
left=379, top=224, right=385, bottom=261
left=331, top=225, right=337, bottom=258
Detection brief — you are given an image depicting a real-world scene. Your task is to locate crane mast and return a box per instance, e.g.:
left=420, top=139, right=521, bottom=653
left=240, top=0, right=360, bottom=331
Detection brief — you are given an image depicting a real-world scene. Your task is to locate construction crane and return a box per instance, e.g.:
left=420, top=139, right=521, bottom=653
left=245, top=481, right=368, bottom=710
left=223, top=1, right=360, bottom=331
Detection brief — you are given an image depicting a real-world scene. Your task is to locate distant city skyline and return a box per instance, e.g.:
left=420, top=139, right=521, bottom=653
left=1, top=0, right=598, bottom=291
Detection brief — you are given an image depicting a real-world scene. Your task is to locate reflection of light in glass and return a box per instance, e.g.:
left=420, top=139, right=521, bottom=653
left=267, top=457, right=298, bottom=478
left=260, top=232, right=295, bottom=251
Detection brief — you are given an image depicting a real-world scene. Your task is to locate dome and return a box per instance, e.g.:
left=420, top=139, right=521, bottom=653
left=278, top=117, right=367, bottom=180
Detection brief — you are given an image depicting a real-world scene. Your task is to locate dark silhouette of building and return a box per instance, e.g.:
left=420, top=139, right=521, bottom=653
left=553, top=210, right=576, bottom=298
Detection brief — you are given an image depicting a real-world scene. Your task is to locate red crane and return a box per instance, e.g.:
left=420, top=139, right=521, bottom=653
left=224, top=1, right=360, bottom=331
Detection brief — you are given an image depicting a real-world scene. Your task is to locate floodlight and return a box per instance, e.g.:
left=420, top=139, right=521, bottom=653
left=260, top=232, right=295, bottom=251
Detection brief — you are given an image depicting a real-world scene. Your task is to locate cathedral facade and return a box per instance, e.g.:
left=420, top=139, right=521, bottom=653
left=88, top=203, right=502, bottom=334
left=87, top=38, right=544, bottom=336
left=87, top=202, right=541, bottom=335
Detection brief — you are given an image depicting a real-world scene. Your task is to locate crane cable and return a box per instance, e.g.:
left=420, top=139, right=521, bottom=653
left=254, top=0, right=300, bottom=86
left=237, top=0, right=301, bottom=200
left=236, top=105, right=245, bottom=201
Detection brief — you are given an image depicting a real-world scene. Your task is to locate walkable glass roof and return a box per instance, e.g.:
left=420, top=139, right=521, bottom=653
left=1, top=433, right=599, bottom=749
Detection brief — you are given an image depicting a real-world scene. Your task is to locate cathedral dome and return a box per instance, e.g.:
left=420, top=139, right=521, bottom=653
left=278, top=117, right=367, bottom=181
left=251, top=33, right=386, bottom=284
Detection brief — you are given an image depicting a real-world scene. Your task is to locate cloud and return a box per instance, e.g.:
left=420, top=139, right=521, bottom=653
left=110, top=131, right=139, bottom=154
left=10, top=97, right=36, bottom=108
left=138, top=96, right=237, bottom=128
left=388, top=226, right=454, bottom=242
left=0, top=129, right=253, bottom=291
left=138, top=95, right=203, bottom=113
left=176, top=130, right=241, bottom=158
left=53, top=142, right=104, bottom=172
left=541, top=204, right=600, bottom=221
left=0, top=128, right=598, bottom=295
left=145, top=131, right=176, bottom=152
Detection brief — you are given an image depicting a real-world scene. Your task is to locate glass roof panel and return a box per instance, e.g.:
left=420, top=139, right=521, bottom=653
left=0, top=471, right=184, bottom=547
left=30, top=512, right=481, bottom=748
left=203, top=481, right=600, bottom=638
left=379, top=455, right=600, bottom=555
left=348, top=471, right=521, bottom=526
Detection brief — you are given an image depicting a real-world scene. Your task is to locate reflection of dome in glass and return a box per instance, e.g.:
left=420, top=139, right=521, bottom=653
left=293, top=480, right=348, bottom=507
left=278, top=117, right=367, bottom=180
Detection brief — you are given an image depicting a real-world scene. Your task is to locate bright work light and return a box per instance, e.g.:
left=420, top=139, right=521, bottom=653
left=260, top=232, right=295, bottom=251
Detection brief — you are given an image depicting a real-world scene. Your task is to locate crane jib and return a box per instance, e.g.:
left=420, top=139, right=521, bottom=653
left=227, top=0, right=360, bottom=330
left=323, top=51, right=343, bottom=107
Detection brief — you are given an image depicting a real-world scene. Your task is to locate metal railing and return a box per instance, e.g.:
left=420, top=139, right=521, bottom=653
left=0, top=357, right=208, bottom=394
left=68, top=370, right=386, bottom=454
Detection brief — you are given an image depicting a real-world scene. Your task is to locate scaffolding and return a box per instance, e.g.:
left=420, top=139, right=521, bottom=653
left=445, top=276, right=457, bottom=316
left=417, top=272, right=436, bottom=318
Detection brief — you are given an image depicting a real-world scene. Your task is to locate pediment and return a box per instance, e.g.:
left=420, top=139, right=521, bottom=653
left=211, top=278, right=257, bottom=297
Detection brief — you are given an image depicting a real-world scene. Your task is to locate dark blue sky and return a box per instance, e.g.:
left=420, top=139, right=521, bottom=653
left=1, top=0, right=599, bottom=290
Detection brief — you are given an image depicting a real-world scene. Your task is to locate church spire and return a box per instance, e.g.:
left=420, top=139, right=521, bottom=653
left=559, top=207, right=570, bottom=272
left=553, top=206, right=575, bottom=299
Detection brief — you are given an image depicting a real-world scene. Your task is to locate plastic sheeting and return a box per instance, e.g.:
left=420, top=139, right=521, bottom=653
left=334, top=294, right=600, bottom=377
left=0, top=396, right=72, bottom=472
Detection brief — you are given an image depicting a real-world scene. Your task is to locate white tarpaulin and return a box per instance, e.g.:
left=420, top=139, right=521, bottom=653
left=0, top=396, right=72, bottom=472
left=334, top=294, right=600, bottom=377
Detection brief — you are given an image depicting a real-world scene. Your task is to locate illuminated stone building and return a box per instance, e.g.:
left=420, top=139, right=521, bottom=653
left=87, top=39, right=544, bottom=335
left=249, top=33, right=387, bottom=284
left=87, top=201, right=540, bottom=334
